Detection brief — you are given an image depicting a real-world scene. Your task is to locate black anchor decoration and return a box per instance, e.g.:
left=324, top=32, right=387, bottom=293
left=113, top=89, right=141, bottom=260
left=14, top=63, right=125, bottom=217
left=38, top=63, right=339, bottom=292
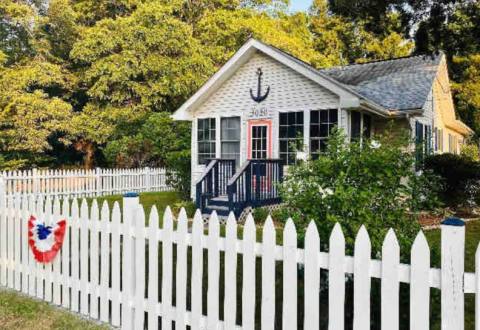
left=250, top=68, right=270, bottom=103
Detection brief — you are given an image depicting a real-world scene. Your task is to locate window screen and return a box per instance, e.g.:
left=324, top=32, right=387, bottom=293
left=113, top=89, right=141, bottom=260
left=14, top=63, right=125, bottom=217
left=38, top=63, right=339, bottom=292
left=279, top=111, right=304, bottom=165
left=310, top=109, right=338, bottom=156
left=197, top=118, right=216, bottom=164
left=221, top=117, right=240, bottom=165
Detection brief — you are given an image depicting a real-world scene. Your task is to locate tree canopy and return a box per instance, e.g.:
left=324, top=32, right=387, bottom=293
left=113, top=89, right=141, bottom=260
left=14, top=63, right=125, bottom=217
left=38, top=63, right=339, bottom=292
left=0, top=0, right=477, bottom=169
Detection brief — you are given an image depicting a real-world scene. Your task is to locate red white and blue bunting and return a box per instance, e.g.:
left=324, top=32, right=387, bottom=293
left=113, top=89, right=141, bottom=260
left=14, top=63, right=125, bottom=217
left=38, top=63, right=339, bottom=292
left=28, top=216, right=66, bottom=263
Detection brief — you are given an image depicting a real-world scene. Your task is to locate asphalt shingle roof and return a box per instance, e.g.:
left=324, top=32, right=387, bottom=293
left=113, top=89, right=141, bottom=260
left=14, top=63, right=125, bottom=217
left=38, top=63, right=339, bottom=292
left=320, top=54, right=443, bottom=111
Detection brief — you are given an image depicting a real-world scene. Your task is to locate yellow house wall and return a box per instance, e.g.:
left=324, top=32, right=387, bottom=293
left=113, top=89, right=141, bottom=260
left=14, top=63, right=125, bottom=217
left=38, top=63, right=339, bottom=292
left=432, top=56, right=467, bottom=154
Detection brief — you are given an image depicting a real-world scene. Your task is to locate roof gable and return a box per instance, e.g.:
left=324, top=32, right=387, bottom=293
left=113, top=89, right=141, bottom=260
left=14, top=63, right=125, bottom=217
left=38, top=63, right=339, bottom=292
left=172, top=39, right=366, bottom=120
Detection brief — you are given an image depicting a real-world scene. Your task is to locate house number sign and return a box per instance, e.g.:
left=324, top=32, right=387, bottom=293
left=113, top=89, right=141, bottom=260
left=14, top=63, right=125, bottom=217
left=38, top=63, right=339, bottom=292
left=248, top=107, right=269, bottom=118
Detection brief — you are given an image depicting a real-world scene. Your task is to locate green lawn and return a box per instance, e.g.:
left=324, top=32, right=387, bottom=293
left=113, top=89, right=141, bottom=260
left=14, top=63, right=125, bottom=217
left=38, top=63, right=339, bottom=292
left=0, top=289, right=109, bottom=330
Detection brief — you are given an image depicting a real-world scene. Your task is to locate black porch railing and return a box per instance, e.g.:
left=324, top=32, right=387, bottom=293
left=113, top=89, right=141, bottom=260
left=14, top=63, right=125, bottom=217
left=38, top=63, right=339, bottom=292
left=195, top=159, right=236, bottom=212
left=227, top=159, right=283, bottom=218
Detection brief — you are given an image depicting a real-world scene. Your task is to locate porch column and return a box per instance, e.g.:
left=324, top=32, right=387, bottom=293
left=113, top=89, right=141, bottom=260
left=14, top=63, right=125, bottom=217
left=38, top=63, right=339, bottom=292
left=303, top=109, right=310, bottom=152
left=216, top=114, right=221, bottom=158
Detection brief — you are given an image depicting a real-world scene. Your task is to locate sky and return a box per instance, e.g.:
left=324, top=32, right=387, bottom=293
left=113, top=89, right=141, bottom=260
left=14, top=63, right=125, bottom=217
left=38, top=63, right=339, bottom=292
left=289, top=0, right=312, bottom=12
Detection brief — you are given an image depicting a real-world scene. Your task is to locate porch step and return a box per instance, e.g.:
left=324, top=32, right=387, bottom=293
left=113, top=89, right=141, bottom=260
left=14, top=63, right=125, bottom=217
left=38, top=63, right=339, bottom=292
left=209, top=195, right=229, bottom=207
left=203, top=204, right=230, bottom=217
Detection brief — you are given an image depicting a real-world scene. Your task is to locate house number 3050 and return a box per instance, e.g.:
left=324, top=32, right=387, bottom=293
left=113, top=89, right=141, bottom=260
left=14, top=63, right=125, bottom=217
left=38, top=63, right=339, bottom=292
left=249, top=108, right=268, bottom=118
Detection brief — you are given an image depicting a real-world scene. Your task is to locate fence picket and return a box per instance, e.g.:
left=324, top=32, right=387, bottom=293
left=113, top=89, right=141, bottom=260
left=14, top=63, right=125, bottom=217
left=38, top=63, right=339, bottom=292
left=90, top=200, right=99, bottom=319
left=35, top=196, right=44, bottom=299
left=0, top=192, right=5, bottom=286
left=28, top=196, right=36, bottom=296
left=304, top=221, right=320, bottom=330
left=44, top=196, right=53, bottom=301
left=99, top=201, right=110, bottom=322
left=283, top=219, right=297, bottom=330
left=134, top=205, right=146, bottom=329
left=21, top=194, right=29, bottom=294
left=242, top=213, right=256, bottom=330
left=52, top=197, right=62, bottom=305
left=111, top=202, right=121, bottom=326
left=224, top=213, right=237, bottom=330
left=410, top=231, right=430, bottom=330
left=329, top=223, right=345, bottom=330
left=354, top=225, right=371, bottom=330
left=14, top=193, right=21, bottom=291
left=381, top=229, right=400, bottom=330
left=70, top=198, right=80, bottom=312
left=262, top=215, right=276, bottom=330
left=161, top=207, right=174, bottom=330
left=476, top=242, right=480, bottom=330
left=207, top=212, right=220, bottom=330
left=191, top=210, right=204, bottom=330
left=61, top=198, right=71, bottom=309
left=175, top=208, right=187, bottom=330
left=80, top=199, right=89, bottom=315
left=148, top=206, right=160, bottom=330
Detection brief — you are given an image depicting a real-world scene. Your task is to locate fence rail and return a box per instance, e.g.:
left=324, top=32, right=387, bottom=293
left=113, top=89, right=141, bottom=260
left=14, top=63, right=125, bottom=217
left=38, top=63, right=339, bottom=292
left=0, top=193, right=476, bottom=329
left=1, top=167, right=172, bottom=198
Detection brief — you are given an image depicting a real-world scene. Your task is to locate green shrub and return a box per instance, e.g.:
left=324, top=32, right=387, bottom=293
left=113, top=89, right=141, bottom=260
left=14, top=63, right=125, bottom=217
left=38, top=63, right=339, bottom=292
left=461, top=143, right=479, bottom=162
left=171, top=200, right=196, bottom=218
left=252, top=207, right=269, bottom=223
left=424, top=153, right=480, bottom=206
left=165, top=150, right=191, bottom=201
left=280, top=128, right=441, bottom=256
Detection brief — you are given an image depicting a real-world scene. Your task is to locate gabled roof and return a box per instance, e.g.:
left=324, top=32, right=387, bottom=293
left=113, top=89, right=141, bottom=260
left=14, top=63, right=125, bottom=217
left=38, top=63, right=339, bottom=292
left=172, top=38, right=446, bottom=121
left=320, top=54, right=443, bottom=111
left=172, top=39, right=390, bottom=120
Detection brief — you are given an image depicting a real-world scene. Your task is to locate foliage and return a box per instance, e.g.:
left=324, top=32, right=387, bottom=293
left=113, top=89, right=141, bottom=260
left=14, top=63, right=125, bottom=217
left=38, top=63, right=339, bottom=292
left=280, top=128, right=441, bottom=256
left=424, top=153, right=480, bottom=207
left=252, top=207, right=269, bottom=223
left=165, top=150, right=191, bottom=201
left=103, top=112, right=190, bottom=168
left=461, top=143, right=480, bottom=162
left=172, top=200, right=196, bottom=219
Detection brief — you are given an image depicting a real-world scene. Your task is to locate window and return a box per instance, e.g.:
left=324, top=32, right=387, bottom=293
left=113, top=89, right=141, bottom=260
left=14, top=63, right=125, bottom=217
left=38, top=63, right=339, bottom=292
left=221, top=117, right=240, bottom=165
left=310, top=109, right=338, bottom=156
left=350, top=111, right=372, bottom=143
left=279, top=111, right=304, bottom=165
left=197, top=118, right=216, bottom=164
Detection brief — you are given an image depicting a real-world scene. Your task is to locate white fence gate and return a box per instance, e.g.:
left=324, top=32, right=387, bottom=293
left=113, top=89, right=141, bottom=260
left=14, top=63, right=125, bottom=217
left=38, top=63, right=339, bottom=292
left=1, top=167, right=172, bottom=198
left=0, top=194, right=477, bottom=329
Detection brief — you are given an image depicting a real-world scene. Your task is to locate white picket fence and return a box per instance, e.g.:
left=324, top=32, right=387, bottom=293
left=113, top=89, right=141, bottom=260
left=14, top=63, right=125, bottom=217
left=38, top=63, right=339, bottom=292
left=0, top=193, right=476, bottom=329
left=1, top=167, right=172, bottom=198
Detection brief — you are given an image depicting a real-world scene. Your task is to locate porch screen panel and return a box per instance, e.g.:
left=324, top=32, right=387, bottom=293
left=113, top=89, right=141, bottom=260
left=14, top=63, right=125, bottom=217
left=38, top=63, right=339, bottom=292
left=350, top=111, right=362, bottom=142
left=310, top=109, right=338, bottom=157
left=197, top=118, right=216, bottom=164
left=279, top=111, right=304, bottom=165
left=221, top=117, right=240, bottom=165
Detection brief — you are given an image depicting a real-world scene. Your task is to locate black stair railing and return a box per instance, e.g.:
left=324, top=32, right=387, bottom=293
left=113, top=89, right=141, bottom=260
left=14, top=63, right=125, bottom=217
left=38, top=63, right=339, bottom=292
left=195, top=159, right=236, bottom=212
left=227, top=159, right=283, bottom=218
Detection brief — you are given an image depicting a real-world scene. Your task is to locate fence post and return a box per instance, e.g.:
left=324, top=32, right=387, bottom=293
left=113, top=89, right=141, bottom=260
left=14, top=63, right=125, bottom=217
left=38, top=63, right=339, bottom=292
left=144, top=167, right=150, bottom=192
left=122, top=193, right=140, bottom=330
left=441, top=218, right=465, bottom=330
left=96, top=167, right=102, bottom=197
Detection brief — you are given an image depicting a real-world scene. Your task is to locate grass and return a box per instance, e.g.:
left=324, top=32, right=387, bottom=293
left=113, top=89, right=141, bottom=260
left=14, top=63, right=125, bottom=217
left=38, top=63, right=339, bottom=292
left=0, top=289, right=109, bottom=330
